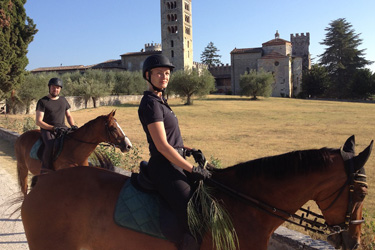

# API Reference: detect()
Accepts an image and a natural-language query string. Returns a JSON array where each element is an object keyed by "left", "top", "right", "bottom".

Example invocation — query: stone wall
[{"left": 13, "top": 95, "right": 143, "bottom": 115}]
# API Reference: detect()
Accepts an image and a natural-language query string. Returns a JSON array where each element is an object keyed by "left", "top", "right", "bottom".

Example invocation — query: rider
[
  {"left": 35, "top": 77, "right": 78, "bottom": 173},
  {"left": 138, "top": 54, "right": 211, "bottom": 250}
]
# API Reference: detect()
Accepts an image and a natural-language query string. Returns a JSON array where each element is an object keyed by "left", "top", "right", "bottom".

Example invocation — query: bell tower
[{"left": 160, "top": 0, "right": 193, "bottom": 71}]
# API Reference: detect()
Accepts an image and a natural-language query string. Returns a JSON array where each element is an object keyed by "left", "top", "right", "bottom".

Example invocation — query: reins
[
  {"left": 64, "top": 121, "right": 127, "bottom": 149},
  {"left": 206, "top": 157, "right": 367, "bottom": 236}
]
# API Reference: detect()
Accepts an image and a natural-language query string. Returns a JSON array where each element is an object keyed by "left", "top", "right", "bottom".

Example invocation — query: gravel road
[{"left": 0, "top": 138, "right": 29, "bottom": 249}]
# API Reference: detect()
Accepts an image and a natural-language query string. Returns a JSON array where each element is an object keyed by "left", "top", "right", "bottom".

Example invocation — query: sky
[{"left": 24, "top": 0, "right": 375, "bottom": 73}]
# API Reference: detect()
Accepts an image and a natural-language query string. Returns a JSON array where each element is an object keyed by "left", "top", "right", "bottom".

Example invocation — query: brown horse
[
  {"left": 20, "top": 135, "right": 372, "bottom": 250},
  {"left": 15, "top": 110, "right": 132, "bottom": 195}
]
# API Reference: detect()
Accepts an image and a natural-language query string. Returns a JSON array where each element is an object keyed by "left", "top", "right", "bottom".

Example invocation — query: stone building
[{"left": 230, "top": 31, "right": 310, "bottom": 97}]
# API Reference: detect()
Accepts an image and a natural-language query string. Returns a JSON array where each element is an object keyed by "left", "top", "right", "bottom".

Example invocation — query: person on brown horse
[
  {"left": 138, "top": 54, "right": 211, "bottom": 250},
  {"left": 35, "top": 77, "right": 78, "bottom": 174}
]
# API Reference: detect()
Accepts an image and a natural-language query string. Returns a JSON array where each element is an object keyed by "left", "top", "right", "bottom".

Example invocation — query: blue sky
[{"left": 25, "top": 0, "right": 375, "bottom": 72}]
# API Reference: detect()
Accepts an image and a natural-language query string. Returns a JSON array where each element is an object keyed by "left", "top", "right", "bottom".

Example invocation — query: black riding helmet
[
  {"left": 142, "top": 54, "right": 175, "bottom": 92},
  {"left": 48, "top": 78, "right": 63, "bottom": 88}
]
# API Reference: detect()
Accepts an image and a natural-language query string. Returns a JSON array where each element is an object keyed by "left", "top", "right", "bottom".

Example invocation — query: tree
[
  {"left": 112, "top": 71, "right": 146, "bottom": 95},
  {"left": 319, "top": 18, "right": 372, "bottom": 98},
  {"left": 239, "top": 69, "right": 273, "bottom": 99},
  {"left": 200, "top": 42, "right": 222, "bottom": 66},
  {"left": 168, "top": 68, "right": 215, "bottom": 105},
  {"left": 301, "top": 64, "right": 331, "bottom": 98},
  {"left": 0, "top": 0, "right": 37, "bottom": 99},
  {"left": 348, "top": 68, "right": 375, "bottom": 99}
]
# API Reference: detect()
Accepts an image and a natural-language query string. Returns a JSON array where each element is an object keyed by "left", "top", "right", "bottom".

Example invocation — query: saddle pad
[
  {"left": 29, "top": 137, "right": 65, "bottom": 161},
  {"left": 114, "top": 179, "right": 166, "bottom": 239},
  {"left": 30, "top": 138, "right": 42, "bottom": 160}
]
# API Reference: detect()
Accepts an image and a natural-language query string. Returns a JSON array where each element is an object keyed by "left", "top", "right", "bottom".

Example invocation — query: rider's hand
[
  {"left": 71, "top": 125, "right": 79, "bottom": 131},
  {"left": 191, "top": 149, "right": 207, "bottom": 167},
  {"left": 191, "top": 165, "right": 212, "bottom": 181},
  {"left": 53, "top": 127, "right": 64, "bottom": 137}
]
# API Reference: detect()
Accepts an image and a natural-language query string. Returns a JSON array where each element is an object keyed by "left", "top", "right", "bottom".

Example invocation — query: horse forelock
[{"left": 219, "top": 148, "right": 337, "bottom": 179}]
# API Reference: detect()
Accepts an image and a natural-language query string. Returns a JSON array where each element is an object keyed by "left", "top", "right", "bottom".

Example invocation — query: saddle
[
  {"left": 29, "top": 131, "right": 68, "bottom": 161},
  {"left": 114, "top": 161, "right": 182, "bottom": 242}
]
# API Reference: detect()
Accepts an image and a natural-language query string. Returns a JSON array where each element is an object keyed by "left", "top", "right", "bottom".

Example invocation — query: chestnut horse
[
  {"left": 21, "top": 136, "right": 372, "bottom": 250},
  {"left": 15, "top": 110, "right": 132, "bottom": 195}
]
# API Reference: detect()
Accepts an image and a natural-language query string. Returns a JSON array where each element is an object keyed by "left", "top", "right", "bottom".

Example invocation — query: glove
[
  {"left": 191, "top": 166, "right": 212, "bottom": 181},
  {"left": 71, "top": 125, "right": 79, "bottom": 131},
  {"left": 191, "top": 149, "right": 207, "bottom": 167},
  {"left": 53, "top": 126, "right": 65, "bottom": 137}
]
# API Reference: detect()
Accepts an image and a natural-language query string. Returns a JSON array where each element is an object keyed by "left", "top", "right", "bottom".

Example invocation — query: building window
[
  {"left": 274, "top": 61, "right": 279, "bottom": 66},
  {"left": 171, "top": 50, "right": 174, "bottom": 57},
  {"left": 171, "top": 40, "right": 174, "bottom": 47},
  {"left": 185, "top": 27, "right": 190, "bottom": 35},
  {"left": 167, "top": 2, "right": 177, "bottom": 9},
  {"left": 185, "top": 2, "right": 190, "bottom": 11},
  {"left": 185, "top": 14, "right": 190, "bottom": 23},
  {"left": 168, "top": 26, "right": 178, "bottom": 34}
]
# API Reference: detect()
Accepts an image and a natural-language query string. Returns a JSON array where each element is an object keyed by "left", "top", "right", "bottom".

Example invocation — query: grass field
[{"left": 2, "top": 95, "right": 374, "bottom": 246}]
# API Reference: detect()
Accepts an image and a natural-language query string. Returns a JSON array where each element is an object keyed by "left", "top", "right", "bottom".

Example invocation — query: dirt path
[{"left": 0, "top": 138, "right": 29, "bottom": 249}]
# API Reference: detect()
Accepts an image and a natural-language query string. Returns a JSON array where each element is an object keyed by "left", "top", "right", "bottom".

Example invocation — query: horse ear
[
  {"left": 108, "top": 110, "right": 116, "bottom": 119},
  {"left": 340, "top": 135, "right": 355, "bottom": 160},
  {"left": 353, "top": 140, "right": 373, "bottom": 171}
]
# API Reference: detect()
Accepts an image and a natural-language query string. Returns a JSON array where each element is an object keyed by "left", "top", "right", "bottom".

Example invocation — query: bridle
[{"left": 206, "top": 158, "right": 367, "bottom": 236}]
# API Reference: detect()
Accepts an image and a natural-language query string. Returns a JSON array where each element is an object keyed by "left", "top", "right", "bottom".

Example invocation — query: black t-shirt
[
  {"left": 138, "top": 91, "right": 184, "bottom": 157},
  {"left": 36, "top": 96, "right": 71, "bottom": 127}
]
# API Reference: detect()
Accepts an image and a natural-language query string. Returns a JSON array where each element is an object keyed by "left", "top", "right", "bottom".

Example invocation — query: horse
[
  {"left": 20, "top": 135, "right": 372, "bottom": 250},
  {"left": 15, "top": 110, "right": 132, "bottom": 195}
]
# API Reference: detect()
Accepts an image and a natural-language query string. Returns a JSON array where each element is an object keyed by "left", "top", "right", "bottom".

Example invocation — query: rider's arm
[
  {"left": 65, "top": 109, "right": 75, "bottom": 127},
  {"left": 35, "top": 110, "right": 54, "bottom": 131},
  {"left": 147, "top": 121, "right": 194, "bottom": 173}
]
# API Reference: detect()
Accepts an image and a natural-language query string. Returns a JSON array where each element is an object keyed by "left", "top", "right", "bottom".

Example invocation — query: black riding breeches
[
  {"left": 147, "top": 154, "right": 193, "bottom": 242},
  {"left": 40, "top": 129, "right": 55, "bottom": 170}
]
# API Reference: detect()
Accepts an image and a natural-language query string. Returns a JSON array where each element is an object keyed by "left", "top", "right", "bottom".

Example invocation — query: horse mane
[
  {"left": 215, "top": 148, "right": 338, "bottom": 179},
  {"left": 81, "top": 115, "right": 107, "bottom": 130}
]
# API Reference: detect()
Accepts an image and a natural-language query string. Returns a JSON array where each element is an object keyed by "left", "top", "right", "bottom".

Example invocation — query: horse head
[
  {"left": 105, "top": 110, "right": 132, "bottom": 152},
  {"left": 320, "top": 136, "right": 373, "bottom": 250}
]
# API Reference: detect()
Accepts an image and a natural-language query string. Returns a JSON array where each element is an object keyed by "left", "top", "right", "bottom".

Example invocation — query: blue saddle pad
[
  {"left": 30, "top": 138, "right": 42, "bottom": 160},
  {"left": 29, "top": 137, "right": 64, "bottom": 161},
  {"left": 114, "top": 179, "right": 166, "bottom": 239}
]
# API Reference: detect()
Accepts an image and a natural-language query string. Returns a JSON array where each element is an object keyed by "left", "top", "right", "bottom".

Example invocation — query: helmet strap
[{"left": 147, "top": 72, "right": 165, "bottom": 93}]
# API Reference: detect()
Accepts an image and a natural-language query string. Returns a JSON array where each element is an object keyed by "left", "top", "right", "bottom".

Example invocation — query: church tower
[{"left": 160, "top": 0, "right": 193, "bottom": 71}]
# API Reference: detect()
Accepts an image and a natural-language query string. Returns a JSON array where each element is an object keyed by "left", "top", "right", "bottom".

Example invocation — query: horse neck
[
  {"left": 77, "top": 118, "right": 108, "bottom": 144},
  {"left": 212, "top": 162, "right": 343, "bottom": 215}
]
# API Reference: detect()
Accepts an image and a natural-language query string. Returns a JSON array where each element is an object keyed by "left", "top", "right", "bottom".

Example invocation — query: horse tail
[{"left": 15, "top": 135, "right": 29, "bottom": 195}]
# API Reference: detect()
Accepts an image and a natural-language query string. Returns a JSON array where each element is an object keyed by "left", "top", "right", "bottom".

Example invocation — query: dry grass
[{"left": 1, "top": 95, "right": 374, "bottom": 245}]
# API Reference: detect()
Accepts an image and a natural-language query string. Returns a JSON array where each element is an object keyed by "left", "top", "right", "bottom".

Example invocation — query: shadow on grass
[{"left": 201, "top": 97, "right": 260, "bottom": 101}]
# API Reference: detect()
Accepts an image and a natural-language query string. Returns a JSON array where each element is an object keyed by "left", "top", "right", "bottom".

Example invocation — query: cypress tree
[{"left": 0, "top": 0, "right": 37, "bottom": 97}]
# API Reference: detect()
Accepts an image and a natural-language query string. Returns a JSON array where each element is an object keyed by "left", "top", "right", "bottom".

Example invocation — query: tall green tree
[
  {"left": 200, "top": 42, "right": 222, "bottom": 66},
  {"left": 301, "top": 64, "right": 331, "bottom": 98},
  {"left": 240, "top": 69, "right": 273, "bottom": 99},
  {"left": 319, "top": 18, "right": 372, "bottom": 98},
  {"left": 0, "top": 0, "right": 37, "bottom": 96},
  {"left": 168, "top": 69, "right": 215, "bottom": 105}
]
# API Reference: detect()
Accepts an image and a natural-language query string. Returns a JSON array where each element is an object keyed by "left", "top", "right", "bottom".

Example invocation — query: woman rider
[{"left": 138, "top": 54, "right": 211, "bottom": 249}]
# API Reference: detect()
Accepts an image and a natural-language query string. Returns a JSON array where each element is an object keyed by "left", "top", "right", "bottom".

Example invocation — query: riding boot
[{"left": 178, "top": 233, "right": 201, "bottom": 250}]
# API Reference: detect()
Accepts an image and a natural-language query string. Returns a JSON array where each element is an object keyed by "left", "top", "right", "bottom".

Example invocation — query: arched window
[{"left": 167, "top": 2, "right": 170, "bottom": 9}]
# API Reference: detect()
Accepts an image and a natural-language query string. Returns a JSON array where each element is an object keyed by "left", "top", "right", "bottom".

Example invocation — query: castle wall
[
  {"left": 231, "top": 52, "right": 262, "bottom": 94},
  {"left": 258, "top": 56, "right": 292, "bottom": 97}
]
